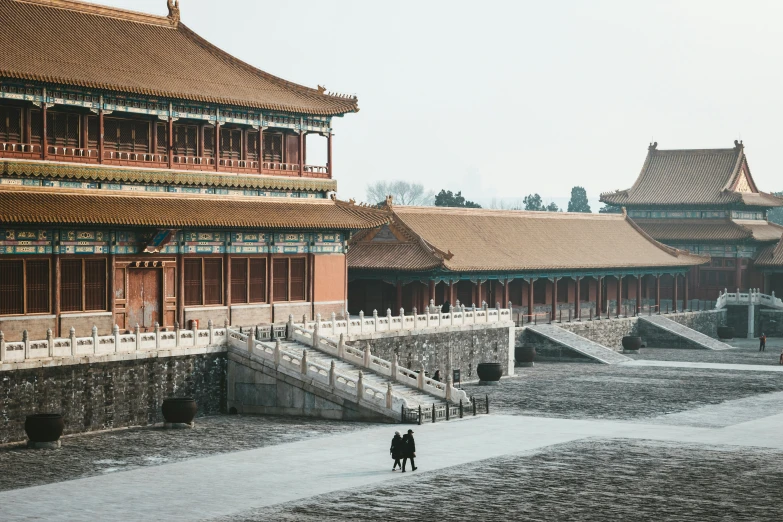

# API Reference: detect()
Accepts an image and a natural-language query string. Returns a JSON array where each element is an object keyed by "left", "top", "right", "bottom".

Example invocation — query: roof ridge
[
  {"left": 13, "top": 0, "right": 171, "bottom": 26},
  {"left": 394, "top": 206, "right": 625, "bottom": 219}
]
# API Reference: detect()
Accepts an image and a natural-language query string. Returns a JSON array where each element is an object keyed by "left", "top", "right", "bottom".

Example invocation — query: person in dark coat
[
  {"left": 401, "top": 429, "right": 417, "bottom": 472},
  {"left": 390, "top": 431, "right": 403, "bottom": 471},
  {"left": 759, "top": 332, "right": 767, "bottom": 352}
]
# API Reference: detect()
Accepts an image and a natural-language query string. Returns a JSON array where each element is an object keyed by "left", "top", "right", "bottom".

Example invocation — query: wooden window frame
[
  {"left": 183, "top": 256, "right": 224, "bottom": 307},
  {"left": 0, "top": 257, "right": 52, "bottom": 316},
  {"left": 230, "top": 257, "right": 268, "bottom": 304},
  {"left": 60, "top": 257, "right": 107, "bottom": 313},
  {"left": 272, "top": 255, "right": 308, "bottom": 303}
]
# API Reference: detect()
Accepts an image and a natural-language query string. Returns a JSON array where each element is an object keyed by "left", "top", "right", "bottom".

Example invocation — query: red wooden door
[{"left": 126, "top": 268, "right": 162, "bottom": 332}]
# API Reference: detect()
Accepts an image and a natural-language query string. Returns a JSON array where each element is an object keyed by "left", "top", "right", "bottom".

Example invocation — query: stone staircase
[
  {"left": 527, "top": 324, "right": 631, "bottom": 364},
  {"left": 639, "top": 316, "right": 732, "bottom": 351},
  {"left": 227, "top": 327, "right": 466, "bottom": 423}
]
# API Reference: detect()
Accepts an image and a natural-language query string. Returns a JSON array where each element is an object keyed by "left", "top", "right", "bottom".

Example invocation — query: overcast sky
[{"left": 104, "top": 0, "right": 783, "bottom": 210}]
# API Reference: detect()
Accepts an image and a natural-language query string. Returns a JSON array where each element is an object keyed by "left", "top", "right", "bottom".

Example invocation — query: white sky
[{"left": 102, "top": 0, "right": 783, "bottom": 209}]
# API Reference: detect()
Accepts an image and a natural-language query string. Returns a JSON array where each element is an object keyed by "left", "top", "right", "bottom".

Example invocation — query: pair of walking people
[{"left": 390, "top": 429, "right": 417, "bottom": 472}]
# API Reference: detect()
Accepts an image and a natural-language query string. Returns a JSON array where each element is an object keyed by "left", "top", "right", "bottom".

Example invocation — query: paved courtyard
[{"left": 3, "top": 344, "right": 783, "bottom": 521}]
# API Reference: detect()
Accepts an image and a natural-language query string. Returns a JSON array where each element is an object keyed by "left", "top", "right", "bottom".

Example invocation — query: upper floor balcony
[{"left": 0, "top": 100, "right": 332, "bottom": 179}]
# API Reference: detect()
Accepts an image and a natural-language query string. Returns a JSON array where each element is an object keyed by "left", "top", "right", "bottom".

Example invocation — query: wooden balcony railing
[{"left": 0, "top": 142, "right": 331, "bottom": 179}]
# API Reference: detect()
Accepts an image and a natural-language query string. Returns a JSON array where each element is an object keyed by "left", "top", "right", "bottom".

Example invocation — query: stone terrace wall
[
  {"left": 345, "top": 324, "right": 514, "bottom": 383},
  {"left": 0, "top": 353, "right": 227, "bottom": 444}
]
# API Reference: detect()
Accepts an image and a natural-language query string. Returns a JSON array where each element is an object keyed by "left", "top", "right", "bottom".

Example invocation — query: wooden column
[
  {"left": 396, "top": 281, "right": 403, "bottom": 311},
  {"left": 309, "top": 253, "right": 315, "bottom": 320},
  {"left": 53, "top": 252, "right": 61, "bottom": 336},
  {"left": 41, "top": 103, "right": 48, "bottom": 160},
  {"left": 327, "top": 133, "right": 333, "bottom": 178},
  {"left": 504, "top": 280, "right": 510, "bottom": 308},
  {"left": 108, "top": 254, "right": 115, "bottom": 327},
  {"left": 476, "top": 281, "right": 483, "bottom": 307},
  {"left": 448, "top": 280, "right": 455, "bottom": 306},
  {"left": 177, "top": 254, "right": 185, "bottom": 327},
  {"left": 268, "top": 254, "right": 274, "bottom": 323},
  {"left": 298, "top": 131, "right": 304, "bottom": 177},
  {"left": 551, "top": 278, "right": 558, "bottom": 321},
  {"left": 215, "top": 122, "right": 221, "bottom": 171},
  {"left": 575, "top": 276, "right": 581, "bottom": 319},
  {"left": 684, "top": 272, "right": 689, "bottom": 311},
  {"left": 735, "top": 257, "right": 743, "bottom": 291},
  {"left": 636, "top": 276, "right": 642, "bottom": 314},
  {"left": 224, "top": 252, "right": 231, "bottom": 325},
  {"left": 596, "top": 276, "right": 602, "bottom": 318},
  {"left": 81, "top": 114, "right": 89, "bottom": 150},
  {"left": 655, "top": 275, "right": 661, "bottom": 313},
  {"left": 24, "top": 107, "right": 32, "bottom": 144},
  {"left": 241, "top": 129, "right": 248, "bottom": 162},
  {"left": 673, "top": 274, "right": 679, "bottom": 312},
  {"left": 258, "top": 126, "right": 264, "bottom": 174},
  {"left": 527, "top": 278, "right": 535, "bottom": 323},
  {"left": 428, "top": 280, "right": 436, "bottom": 305},
  {"left": 167, "top": 117, "right": 173, "bottom": 169},
  {"left": 616, "top": 275, "right": 622, "bottom": 317}
]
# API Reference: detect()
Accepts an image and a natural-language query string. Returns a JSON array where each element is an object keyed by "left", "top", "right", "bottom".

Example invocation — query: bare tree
[{"left": 366, "top": 180, "right": 434, "bottom": 206}]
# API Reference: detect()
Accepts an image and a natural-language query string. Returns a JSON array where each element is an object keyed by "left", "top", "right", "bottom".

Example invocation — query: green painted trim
[{"left": 1, "top": 160, "right": 337, "bottom": 192}]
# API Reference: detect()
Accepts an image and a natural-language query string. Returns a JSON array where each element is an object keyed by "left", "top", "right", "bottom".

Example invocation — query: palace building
[
  {"left": 600, "top": 141, "right": 783, "bottom": 300},
  {"left": 0, "top": 0, "right": 387, "bottom": 340},
  {"left": 347, "top": 202, "right": 706, "bottom": 321}
]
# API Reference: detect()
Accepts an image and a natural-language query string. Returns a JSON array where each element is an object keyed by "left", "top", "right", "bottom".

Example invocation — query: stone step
[
  {"left": 527, "top": 324, "right": 632, "bottom": 364},
  {"left": 639, "top": 316, "right": 732, "bottom": 351}
]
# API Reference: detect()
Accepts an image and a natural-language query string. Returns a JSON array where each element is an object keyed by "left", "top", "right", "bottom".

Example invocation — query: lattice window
[
  {"left": 61, "top": 260, "right": 83, "bottom": 312},
  {"left": 203, "top": 126, "right": 215, "bottom": 158},
  {"left": 220, "top": 128, "right": 242, "bottom": 160},
  {"left": 87, "top": 116, "right": 98, "bottom": 149},
  {"left": 290, "top": 258, "right": 306, "bottom": 301},
  {"left": 0, "top": 105, "right": 22, "bottom": 143},
  {"left": 249, "top": 258, "right": 266, "bottom": 303},
  {"left": 247, "top": 131, "right": 259, "bottom": 161},
  {"left": 47, "top": 111, "right": 80, "bottom": 147},
  {"left": 263, "top": 133, "right": 283, "bottom": 162},
  {"left": 156, "top": 123, "right": 168, "bottom": 154},
  {"left": 30, "top": 109, "right": 42, "bottom": 145},
  {"left": 173, "top": 124, "right": 198, "bottom": 156},
  {"left": 84, "top": 259, "right": 106, "bottom": 311},
  {"left": 230, "top": 258, "right": 248, "bottom": 304},
  {"left": 184, "top": 259, "right": 202, "bottom": 306},
  {"left": 0, "top": 260, "right": 23, "bottom": 315},
  {"left": 104, "top": 118, "right": 150, "bottom": 153},
  {"left": 26, "top": 260, "right": 50, "bottom": 314},
  {"left": 203, "top": 259, "right": 223, "bottom": 305},
  {"left": 273, "top": 258, "right": 288, "bottom": 302}
]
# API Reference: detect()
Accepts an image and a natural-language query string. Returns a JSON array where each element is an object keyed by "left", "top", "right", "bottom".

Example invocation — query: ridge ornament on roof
[{"left": 166, "top": 0, "right": 179, "bottom": 26}]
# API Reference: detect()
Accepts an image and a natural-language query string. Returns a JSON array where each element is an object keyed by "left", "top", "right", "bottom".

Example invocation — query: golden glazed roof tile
[
  {"left": 348, "top": 205, "right": 706, "bottom": 272},
  {"left": 0, "top": 185, "right": 388, "bottom": 230},
  {"left": 0, "top": 0, "right": 358, "bottom": 115}
]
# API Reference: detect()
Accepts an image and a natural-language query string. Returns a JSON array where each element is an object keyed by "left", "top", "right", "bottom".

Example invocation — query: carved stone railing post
[
  {"left": 359, "top": 310, "right": 365, "bottom": 334},
  {"left": 316, "top": 313, "right": 322, "bottom": 327},
  {"left": 338, "top": 333, "right": 346, "bottom": 358},
  {"left": 113, "top": 324, "right": 120, "bottom": 353},
  {"left": 247, "top": 328, "right": 254, "bottom": 352},
  {"left": 175, "top": 321, "right": 181, "bottom": 347},
  {"left": 47, "top": 328, "right": 54, "bottom": 357},
  {"left": 154, "top": 322, "right": 161, "bottom": 350},
  {"left": 426, "top": 307, "right": 431, "bottom": 327},
  {"left": 398, "top": 308, "right": 404, "bottom": 330},
  {"left": 430, "top": 299, "right": 435, "bottom": 313},
  {"left": 134, "top": 324, "right": 141, "bottom": 351},
  {"left": 417, "top": 362, "right": 425, "bottom": 390},
  {"left": 208, "top": 319, "right": 214, "bottom": 345},
  {"left": 329, "top": 360, "right": 336, "bottom": 387},
  {"left": 274, "top": 338, "right": 282, "bottom": 366},
  {"left": 357, "top": 371, "right": 364, "bottom": 400},
  {"left": 363, "top": 345, "right": 371, "bottom": 367},
  {"left": 302, "top": 314, "right": 308, "bottom": 329},
  {"left": 300, "top": 349, "right": 308, "bottom": 375},
  {"left": 331, "top": 312, "right": 337, "bottom": 335},
  {"left": 69, "top": 327, "right": 76, "bottom": 356},
  {"left": 391, "top": 353, "right": 398, "bottom": 380},
  {"left": 91, "top": 326, "right": 98, "bottom": 353},
  {"left": 413, "top": 307, "right": 418, "bottom": 329},
  {"left": 287, "top": 314, "right": 294, "bottom": 340},
  {"left": 0, "top": 331, "right": 5, "bottom": 362},
  {"left": 446, "top": 372, "right": 453, "bottom": 402},
  {"left": 191, "top": 321, "right": 198, "bottom": 345},
  {"left": 386, "top": 382, "right": 393, "bottom": 409},
  {"left": 313, "top": 321, "right": 320, "bottom": 349},
  {"left": 385, "top": 308, "right": 391, "bottom": 331},
  {"left": 450, "top": 304, "right": 454, "bottom": 325},
  {"left": 373, "top": 309, "right": 379, "bottom": 332},
  {"left": 23, "top": 329, "right": 30, "bottom": 359}
]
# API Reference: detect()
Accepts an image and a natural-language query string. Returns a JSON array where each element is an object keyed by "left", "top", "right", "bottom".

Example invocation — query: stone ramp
[
  {"left": 639, "top": 316, "right": 732, "bottom": 351},
  {"left": 527, "top": 324, "right": 631, "bottom": 364}
]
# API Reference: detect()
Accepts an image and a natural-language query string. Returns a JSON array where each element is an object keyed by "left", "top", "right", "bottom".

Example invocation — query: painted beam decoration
[{"left": 1, "top": 81, "right": 333, "bottom": 134}]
